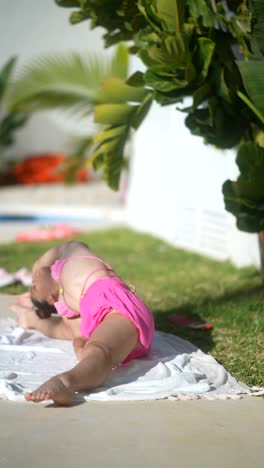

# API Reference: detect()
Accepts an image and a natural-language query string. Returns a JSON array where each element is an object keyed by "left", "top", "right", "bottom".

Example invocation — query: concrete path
[{"left": 0, "top": 295, "right": 263, "bottom": 468}]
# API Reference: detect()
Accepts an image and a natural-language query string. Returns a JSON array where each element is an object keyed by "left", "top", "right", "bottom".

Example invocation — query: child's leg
[
  {"left": 73, "top": 336, "right": 88, "bottom": 360},
  {"left": 25, "top": 312, "right": 139, "bottom": 405}
]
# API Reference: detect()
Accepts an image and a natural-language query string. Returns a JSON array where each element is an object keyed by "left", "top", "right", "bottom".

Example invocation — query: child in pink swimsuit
[
  {"left": 11, "top": 241, "right": 154, "bottom": 405},
  {"left": 50, "top": 255, "right": 154, "bottom": 363}
]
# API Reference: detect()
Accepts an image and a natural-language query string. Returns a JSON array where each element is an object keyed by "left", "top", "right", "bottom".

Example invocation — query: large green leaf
[
  {"left": 138, "top": 0, "right": 185, "bottom": 33},
  {"left": 91, "top": 123, "right": 130, "bottom": 190},
  {"left": 232, "top": 143, "right": 264, "bottom": 201},
  {"left": 144, "top": 69, "right": 188, "bottom": 93},
  {"left": 186, "top": 0, "right": 215, "bottom": 29},
  {"left": 92, "top": 79, "right": 152, "bottom": 188},
  {"left": 98, "top": 77, "right": 149, "bottom": 103},
  {"left": 0, "top": 58, "right": 29, "bottom": 150},
  {"left": 64, "top": 135, "right": 93, "bottom": 183},
  {"left": 0, "top": 112, "right": 28, "bottom": 148},
  {"left": 55, "top": 0, "right": 148, "bottom": 46},
  {"left": 94, "top": 125, "right": 127, "bottom": 144},
  {"left": 193, "top": 38, "right": 215, "bottom": 80},
  {"left": 251, "top": 0, "right": 264, "bottom": 55},
  {"left": 55, "top": 1, "right": 79, "bottom": 6},
  {"left": 187, "top": 0, "right": 251, "bottom": 50},
  {"left": 0, "top": 57, "right": 17, "bottom": 101},
  {"left": 237, "top": 91, "right": 264, "bottom": 125},
  {"left": 94, "top": 103, "right": 136, "bottom": 125},
  {"left": 223, "top": 143, "right": 264, "bottom": 232},
  {"left": 148, "top": 32, "right": 187, "bottom": 65},
  {"left": 192, "top": 83, "right": 211, "bottom": 109},
  {"left": 131, "top": 93, "right": 153, "bottom": 129},
  {"left": 103, "top": 135, "right": 128, "bottom": 190},
  {"left": 237, "top": 60, "right": 264, "bottom": 120},
  {"left": 126, "top": 71, "right": 145, "bottom": 87},
  {"left": 185, "top": 97, "right": 247, "bottom": 148},
  {"left": 110, "top": 43, "right": 129, "bottom": 81}
]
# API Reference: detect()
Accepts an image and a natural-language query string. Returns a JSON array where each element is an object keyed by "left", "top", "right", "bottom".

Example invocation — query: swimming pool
[{"left": 0, "top": 212, "right": 108, "bottom": 224}]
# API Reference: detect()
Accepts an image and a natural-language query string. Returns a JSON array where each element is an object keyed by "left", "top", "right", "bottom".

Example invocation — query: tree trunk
[{"left": 258, "top": 232, "right": 264, "bottom": 276}]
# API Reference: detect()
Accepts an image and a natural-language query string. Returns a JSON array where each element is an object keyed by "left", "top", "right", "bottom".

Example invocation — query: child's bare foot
[
  {"left": 73, "top": 336, "right": 88, "bottom": 360},
  {"left": 25, "top": 374, "right": 75, "bottom": 406}
]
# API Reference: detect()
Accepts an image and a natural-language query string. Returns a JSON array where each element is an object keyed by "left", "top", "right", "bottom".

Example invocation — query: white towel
[{"left": 0, "top": 317, "right": 263, "bottom": 402}]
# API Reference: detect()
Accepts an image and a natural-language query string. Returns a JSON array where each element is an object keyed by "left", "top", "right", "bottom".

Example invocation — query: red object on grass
[
  {"left": 13, "top": 153, "right": 89, "bottom": 184},
  {"left": 16, "top": 224, "right": 81, "bottom": 242},
  {"left": 168, "top": 314, "right": 213, "bottom": 330}
]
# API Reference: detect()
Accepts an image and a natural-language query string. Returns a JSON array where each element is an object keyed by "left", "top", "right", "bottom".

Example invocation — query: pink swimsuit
[{"left": 51, "top": 256, "right": 154, "bottom": 363}]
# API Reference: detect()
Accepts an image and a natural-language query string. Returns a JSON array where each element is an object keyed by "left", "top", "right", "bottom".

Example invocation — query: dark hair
[{"left": 31, "top": 297, "right": 58, "bottom": 319}]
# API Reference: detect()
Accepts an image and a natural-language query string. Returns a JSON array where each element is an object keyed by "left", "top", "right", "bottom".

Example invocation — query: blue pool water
[{"left": 0, "top": 213, "right": 106, "bottom": 224}]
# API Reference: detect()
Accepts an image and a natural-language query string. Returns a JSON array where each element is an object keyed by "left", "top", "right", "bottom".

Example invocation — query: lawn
[{"left": 1, "top": 227, "right": 263, "bottom": 387}]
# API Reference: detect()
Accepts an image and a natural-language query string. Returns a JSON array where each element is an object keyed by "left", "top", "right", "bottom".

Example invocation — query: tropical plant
[
  {"left": 223, "top": 143, "right": 264, "bottom": 233},
  {"left": 8, "top": 44, "right": 149, "bottom": 186},
  {"left": 55, "top": 0, "right": 264, "bottom": 238},
  {"left": 0, "top": 58, "right": 28, "bottom": 152},
  {"left": 9, "top": 45, "right": 129, "bottom": 118}
]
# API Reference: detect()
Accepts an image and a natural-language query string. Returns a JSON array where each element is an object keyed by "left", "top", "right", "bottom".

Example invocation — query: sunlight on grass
[{"left": 1, "top": 227, "right": 263, "bottom": 387}]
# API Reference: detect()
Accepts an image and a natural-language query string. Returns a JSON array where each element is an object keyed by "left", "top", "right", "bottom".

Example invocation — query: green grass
[{"left": 1, "top": 227, "right": 263, "bottom": 387}]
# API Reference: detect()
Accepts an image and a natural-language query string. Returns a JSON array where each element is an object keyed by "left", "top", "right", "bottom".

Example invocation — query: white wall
[
  {"left": 0, "top": 0, "right": 107, "bottom": 156},
  {"left": 126, "top": 102, "right": 260, "bottom": 268}
]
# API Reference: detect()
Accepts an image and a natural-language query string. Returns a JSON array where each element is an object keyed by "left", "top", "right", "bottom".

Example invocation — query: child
[{"left": 10, "top": 241, "right": 154, "bottom": 405}]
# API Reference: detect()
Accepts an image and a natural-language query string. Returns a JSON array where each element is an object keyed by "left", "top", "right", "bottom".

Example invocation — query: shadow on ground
[
  {"left": 153, "top": 281, "right": 264, "bottom": 354},
  {"left": 154, "top": 309, "right": 215, "bottom": 353}
]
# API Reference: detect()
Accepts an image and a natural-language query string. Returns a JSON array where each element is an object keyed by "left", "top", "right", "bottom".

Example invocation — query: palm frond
[
  {"left": 7, "top": 44, "right": 129, "bottom": 119},
  {"left": 0, "top": 57, "right": 17, "bottom": 101}
]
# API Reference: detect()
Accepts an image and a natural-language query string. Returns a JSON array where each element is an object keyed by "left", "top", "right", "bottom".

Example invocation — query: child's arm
[
  {"left": 10, "top": 301, "right": 74, "bottom": 340},
  {"left": 32, "top": 246, "right": 61, "bottom": 275},
  {"left": 32, "top": 241, "right": 89, "bottom": 274},
  {"left": 33, "top": 314, "right": 73, "bottom": 340}
]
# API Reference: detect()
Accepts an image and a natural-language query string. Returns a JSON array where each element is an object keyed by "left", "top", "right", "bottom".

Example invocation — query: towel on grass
[{"left": 0, "top": 317, "right": 263, "bottom": 402}]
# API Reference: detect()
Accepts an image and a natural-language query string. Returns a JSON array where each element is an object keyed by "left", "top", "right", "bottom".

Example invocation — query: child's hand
[
  {"left": 11, "top": 304, "right": 37, "bottom": 329},
  {"left": 14, "top": 291, "right": 33, "bottom": 308},
  {"left": 9, "top": 295, "right": 37, "bottom": 330}
]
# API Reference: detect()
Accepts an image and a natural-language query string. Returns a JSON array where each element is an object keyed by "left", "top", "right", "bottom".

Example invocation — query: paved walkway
[{"left": 0, "top": 295, "right": 263, "bottom": 468}]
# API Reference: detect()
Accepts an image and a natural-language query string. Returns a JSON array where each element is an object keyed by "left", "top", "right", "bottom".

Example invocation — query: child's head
[
  {"left": 31, "top": 266, "right": 58, "bottom": 319},
  {"left": 31, "top": 297, "right": 57, "bottom": 319}
]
